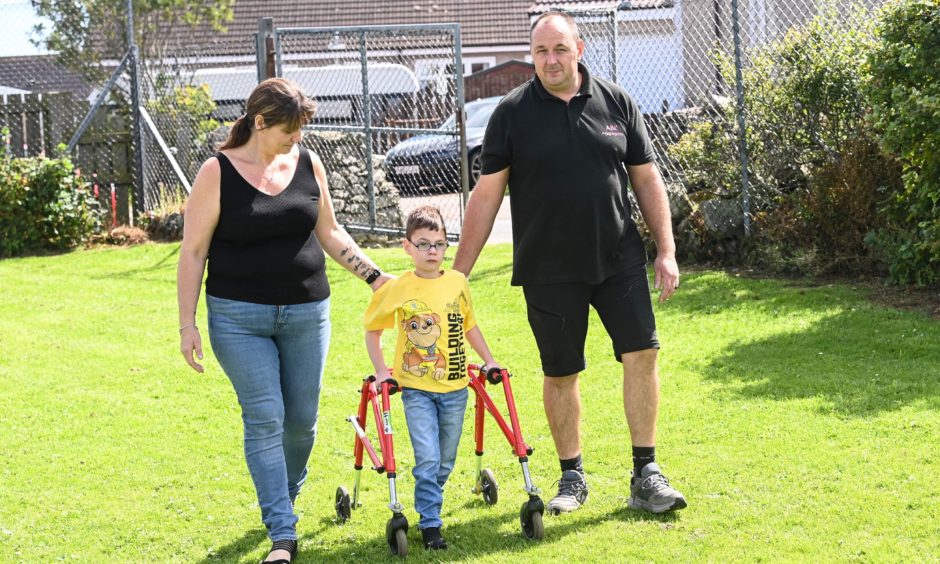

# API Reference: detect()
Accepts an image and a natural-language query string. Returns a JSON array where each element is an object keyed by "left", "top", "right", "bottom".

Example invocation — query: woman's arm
[
  {"left": 176, "top": 157, "right": 222, "bottom": 373},
  {"left": 310, "top": 153, "right": 392, "bottom": 291}
]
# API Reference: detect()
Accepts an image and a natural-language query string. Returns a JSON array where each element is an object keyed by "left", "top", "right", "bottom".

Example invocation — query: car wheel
[{"left": 469, "top": 149, "right": 483, "bottom": 189}]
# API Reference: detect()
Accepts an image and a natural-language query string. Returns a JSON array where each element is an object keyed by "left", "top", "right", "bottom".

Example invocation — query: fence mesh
[
  {"left": 568, "top": 0, "right": 886, "bottom": 260},
  {"left": 276, "top": 25, "right": 465, "bottom": 239},
  {"left": 0, "top": 0, "right": 137, "bottom": 225},
  {"left": 1, "top": 0, "right": 895, "bottom": 256}
]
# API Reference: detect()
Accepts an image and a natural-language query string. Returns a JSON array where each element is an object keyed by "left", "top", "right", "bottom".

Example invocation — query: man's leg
[
  {"left": 594, "top": 265, "right": 686, "bottom": 513},
  {"left": 543, "top": 373, "right": 581, "bottom": 459},
  {"left": 622, "top": 350, "right": 685, "bottom": 513},
  {"left": 543, "top": 373, "right": 590, "bottom": 514},
  {"left": 523, "top": 283, "right": 591, "bottom": 515},
  {"left": 622, "top": 349, "right": 658, "bottom": 447}
]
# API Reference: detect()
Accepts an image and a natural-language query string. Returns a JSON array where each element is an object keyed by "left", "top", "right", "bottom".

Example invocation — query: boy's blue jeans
[
  {"left": 206, "top": 294, "right": 330, "bottom": 541},
  {"left": 401, "top": 387, "right": 469, "bottom": 530}
]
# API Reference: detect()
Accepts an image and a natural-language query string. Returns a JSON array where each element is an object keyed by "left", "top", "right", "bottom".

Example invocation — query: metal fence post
[
  {"left": 455, "top": 25, "right": 469, "bottom": 210},
  {"left": 127, "top": 0, "right": 146, "bottom": 216},
  {"left": 731, "top": 0, "right": 751, "bottom": 238},
  {"left": 256, "top": 18, "right": 275, "bottom": 83},
  {"left": 358, "top": 31, "right": 376, "bottom": 230},
  {"left": 610, "top": 8, "right": 618, "bottom": 84}
]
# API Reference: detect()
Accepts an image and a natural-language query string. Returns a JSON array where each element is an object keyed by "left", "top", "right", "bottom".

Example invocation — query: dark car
[{"left": 383, "top": 96, "right": 500, "bottom": 194}]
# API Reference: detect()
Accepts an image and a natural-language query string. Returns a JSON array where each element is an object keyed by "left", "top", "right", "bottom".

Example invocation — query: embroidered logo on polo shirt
[{"left": 602, "top": 124, "right": 624, "bottom": 137}]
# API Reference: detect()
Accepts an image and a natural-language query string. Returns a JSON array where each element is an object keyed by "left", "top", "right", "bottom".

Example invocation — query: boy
[{"left": 364, "top": 205, "right": 500, "bottom": 550}]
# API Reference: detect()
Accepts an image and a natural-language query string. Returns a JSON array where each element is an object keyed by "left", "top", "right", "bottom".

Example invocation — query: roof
[
  {"left": 0, "top": 55, "right": 94, "bottom": 97},
  {"left": 527, "top": 0, "right": 674, "bottom": 13},
  {"left": 171, "top": 0, "right": 534, "bottom": 55}
]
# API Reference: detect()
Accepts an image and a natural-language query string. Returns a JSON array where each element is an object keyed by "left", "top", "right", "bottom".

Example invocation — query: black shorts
[{"left": 523, "top": 263, "right": 659, "bottom": 376}]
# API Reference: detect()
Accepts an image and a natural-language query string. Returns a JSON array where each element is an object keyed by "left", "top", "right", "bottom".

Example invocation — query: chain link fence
[
  {"left": 2, "top": 0, "right": 896, "bottom": 258},
  {"left": 568, "top": 0, "right": 887, "bottom": 261},
  {"left": 0, "top": 0, "right": 137, "bottom": 226},
  {"left": 275, "top": 24, "right": 466, "bottom": 240}
]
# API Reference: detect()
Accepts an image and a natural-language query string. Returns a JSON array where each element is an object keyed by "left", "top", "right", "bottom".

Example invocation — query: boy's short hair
[{"left": 405, "top": 205, "right": 447, "bottom": 239}]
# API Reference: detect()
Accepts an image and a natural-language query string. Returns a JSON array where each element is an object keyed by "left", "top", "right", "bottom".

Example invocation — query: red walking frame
[{"left": 334, "top": 365, "right": 545, "bottom": 557}]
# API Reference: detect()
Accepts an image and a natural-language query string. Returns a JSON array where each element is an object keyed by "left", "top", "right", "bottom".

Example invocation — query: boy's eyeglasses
[{"left": 409, "top": 240, "right": 449, "bottom": 252}]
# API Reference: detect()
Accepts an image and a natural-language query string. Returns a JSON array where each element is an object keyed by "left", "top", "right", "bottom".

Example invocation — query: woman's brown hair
[{"left": 217, "top": 77, "right": 317, "bottom": 150}]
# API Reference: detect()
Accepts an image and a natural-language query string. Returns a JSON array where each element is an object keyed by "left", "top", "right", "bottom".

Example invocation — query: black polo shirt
[{"left": 480, "top": 63, "right": 655, "bottom": 286}]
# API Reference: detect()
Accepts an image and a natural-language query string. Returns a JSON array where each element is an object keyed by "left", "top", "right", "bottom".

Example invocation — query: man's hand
[{"left": 653, "top": 253, "right": 680, "bottom": 303}]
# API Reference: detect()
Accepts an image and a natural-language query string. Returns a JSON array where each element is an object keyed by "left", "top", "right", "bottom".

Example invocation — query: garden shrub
[
  {"left": 673, "top": 3, "right": 901, "bottom": 275},
  {"left": 0, "top": 141, "right": 104, "bottom": 257},
  {"left": 865, "top": 0, "right": 940, "bottom": 286}
]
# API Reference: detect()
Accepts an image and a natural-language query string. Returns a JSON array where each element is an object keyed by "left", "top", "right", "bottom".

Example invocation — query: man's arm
[
  {"left": 627, "top": 162, "right": 679, "bottom": 303},
  {"left": 452, "top": 167, "right": 510, "bottom": 276}
]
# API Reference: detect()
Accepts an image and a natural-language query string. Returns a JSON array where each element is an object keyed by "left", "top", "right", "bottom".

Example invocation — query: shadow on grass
[
  {"left": 294, "top": 497, "right": 678, "bottom": 562},
  {"left": 682, "top": 272, "right": 940, "bottom": 416},
  {"left": 94, "top": 244, "right": 180, "bottom": 280},
  {"left": 196, "top": 528, "right": 268, "bottom": 563}
]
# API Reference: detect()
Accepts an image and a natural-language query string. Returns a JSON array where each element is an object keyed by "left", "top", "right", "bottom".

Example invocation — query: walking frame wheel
[
  {"left": 479, "top": 468, "right": 498, "bottom": 505},
  {"left": 335, "top": 486, "right": 352, "bottom": 523},
  {"left": 519, "top": 496, "right": 545, "bottom": 540},
  {"left": 386, "top": 513, "right": 409, "bottom": 557}
]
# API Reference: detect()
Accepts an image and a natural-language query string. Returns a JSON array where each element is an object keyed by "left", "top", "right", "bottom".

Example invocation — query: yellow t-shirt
[{"left": 364, "top": 270, "right": 477, "bottom": 393}]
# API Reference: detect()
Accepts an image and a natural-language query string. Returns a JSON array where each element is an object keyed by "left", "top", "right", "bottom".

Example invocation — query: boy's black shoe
[{"left": 421, "top": 527, "right": 448, "bottom": 550}]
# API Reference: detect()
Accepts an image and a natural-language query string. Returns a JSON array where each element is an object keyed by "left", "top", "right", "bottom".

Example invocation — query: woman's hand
[
  {"left": 370, "top": 272, "right": 395, "bottom": 292},
  {"left": 180, "top": 325, "right": 205, "bottom": 373}
]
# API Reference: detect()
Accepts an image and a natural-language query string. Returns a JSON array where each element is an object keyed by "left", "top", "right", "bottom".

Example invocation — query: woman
[{"left": 177, "top": 77, "right": 389, "bottom": 563}]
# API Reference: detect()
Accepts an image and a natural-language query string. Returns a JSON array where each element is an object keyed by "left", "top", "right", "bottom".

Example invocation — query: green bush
[
  {"left": 684, "top": 3, "right": 902, "bottom": 275},
  {"left": 865, "top": 0, "right": 940, "bottom": 286},
  {"left": 0, "top": 144, "right": 105, "bottom": 257}
]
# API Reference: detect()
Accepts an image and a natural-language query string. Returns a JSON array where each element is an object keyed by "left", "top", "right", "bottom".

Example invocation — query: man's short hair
[
  {"left": 530, "top": 11, "right": 581, "bottom": 41},
  {"left": 405, "top": 205, "right": 447, "bottom": 239}
]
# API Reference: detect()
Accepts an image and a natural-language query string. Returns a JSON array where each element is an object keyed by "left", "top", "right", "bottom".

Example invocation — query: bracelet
[
  {"left": 364, "top": 269, "right": 381, "bottom": 285},
  {"left": 179, "top": 323, "right": 198, "bottom": 334}
]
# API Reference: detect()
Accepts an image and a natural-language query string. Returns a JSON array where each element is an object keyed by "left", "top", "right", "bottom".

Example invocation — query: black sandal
[{"left": 261, "top": 539, "right": 297, "bottom": 564}]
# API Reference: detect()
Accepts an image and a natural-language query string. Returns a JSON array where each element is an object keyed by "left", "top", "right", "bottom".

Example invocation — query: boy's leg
[
  {"left": 435, "top": 387, "right": 469, "bottom": 487},
  {"left": 402, "top": 389, "right": 444, "bottom": 530}
]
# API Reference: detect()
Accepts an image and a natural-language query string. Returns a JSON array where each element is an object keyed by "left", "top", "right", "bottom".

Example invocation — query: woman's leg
[
  {"left": 207, "top": 295, "right": 296, "bottom": 541},
  {"left": 274, "top": 297, "right": 331, "bottom": 503}
]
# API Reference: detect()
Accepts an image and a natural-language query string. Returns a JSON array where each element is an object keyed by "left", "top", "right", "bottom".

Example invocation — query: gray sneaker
[
  {"left": 546, "top": 469, "right": 589, "bottom": 515},
  {"left": 628, "top": 462, "right": 687, "bottom": 513}
]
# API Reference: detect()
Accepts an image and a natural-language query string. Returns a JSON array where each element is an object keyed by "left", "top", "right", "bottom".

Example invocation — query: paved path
[{"left": 399, "top": 193, "right": 512, "bottom": 245}]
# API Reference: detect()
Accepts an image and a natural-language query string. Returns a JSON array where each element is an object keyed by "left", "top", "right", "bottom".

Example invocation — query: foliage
[
  {"left": 147, "top": 82, "right": 220, "bottom": 148},
  {"left": 138, "top": 183, "right": 186, "bottom": 241},
  {"left": 0, "top": 147, "right": 105, "bottom": 257},
  {"left": 667, "top": 105, "right": 739, "bottom": 200},
  {"left": 31, "top": 0, "right": 235, "bottom": 80},
  {"left": 864, "top": 0, "right": 940, "bottom": 286},
  {"left": 677, "top": 3, "right": 902, "bottom": 275}
]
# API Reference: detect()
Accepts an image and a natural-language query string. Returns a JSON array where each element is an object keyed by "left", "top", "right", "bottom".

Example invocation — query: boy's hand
[{"left": 374, "top": 367, "right": 392, "bottom": 383}]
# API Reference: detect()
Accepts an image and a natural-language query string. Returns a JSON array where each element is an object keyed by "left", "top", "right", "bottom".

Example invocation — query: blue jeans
[
  {"left": 206, "top": 294, "right": 330, "bottom": 541},
  {"left": 401, "top": 387, "right": 468, "bottom": 530}
]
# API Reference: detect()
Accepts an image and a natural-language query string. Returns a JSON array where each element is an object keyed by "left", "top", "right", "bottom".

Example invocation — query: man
[{"left": 453, "top": 11, "right": 686, "bottom": 515}]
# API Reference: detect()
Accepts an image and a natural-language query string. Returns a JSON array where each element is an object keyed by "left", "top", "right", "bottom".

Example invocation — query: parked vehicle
[{"left": 383, "top": 96, "right": 500, "bottom": 195}]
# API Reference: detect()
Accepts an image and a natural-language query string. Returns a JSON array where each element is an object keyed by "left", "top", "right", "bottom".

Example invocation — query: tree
[{"left": 31, "top": 0, "right": 235, "bottom": 80}]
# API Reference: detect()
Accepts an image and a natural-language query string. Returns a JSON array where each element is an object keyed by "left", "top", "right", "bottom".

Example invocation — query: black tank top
[{"left": 206, "top": 146, "right": 330, "bottom": 305}]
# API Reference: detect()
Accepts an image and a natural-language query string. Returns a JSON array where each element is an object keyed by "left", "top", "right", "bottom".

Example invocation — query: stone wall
[{"left": 304, "top": 130, "right": 404, "bottom": 246}]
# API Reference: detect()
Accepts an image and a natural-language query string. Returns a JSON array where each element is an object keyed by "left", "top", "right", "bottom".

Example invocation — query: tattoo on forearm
[{"left": 339, "top": 245, "right": 375, "bottom": 278}]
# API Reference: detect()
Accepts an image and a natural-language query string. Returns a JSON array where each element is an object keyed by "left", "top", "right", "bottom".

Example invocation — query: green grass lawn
[{"left": 1, "top": 243, "right": 938, "bottom": 562}]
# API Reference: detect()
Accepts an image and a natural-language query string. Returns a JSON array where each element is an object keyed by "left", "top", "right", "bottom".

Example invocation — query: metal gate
[{"left": 274, "top": 24, "right": 468, "bottom": 239}]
